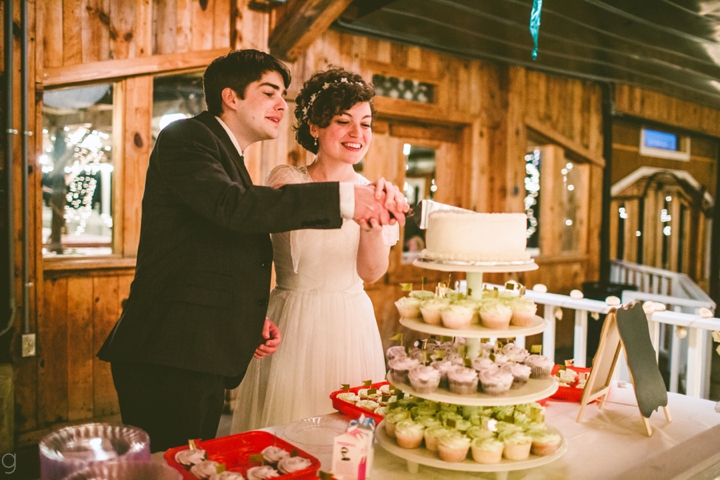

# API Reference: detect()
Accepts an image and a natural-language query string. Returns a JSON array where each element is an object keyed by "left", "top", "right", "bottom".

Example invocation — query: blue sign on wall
[{"left": 644, "top": 129, "right": 678, "bottom": 151}]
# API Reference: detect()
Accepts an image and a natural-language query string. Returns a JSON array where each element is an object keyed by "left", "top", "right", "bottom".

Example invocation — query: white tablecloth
[{"left": 157, "top": 382, "right": 720, "bottom": 479}]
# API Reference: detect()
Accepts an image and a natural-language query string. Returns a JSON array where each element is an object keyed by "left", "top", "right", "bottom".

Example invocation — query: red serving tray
[
  {"left": 550, "top": 364, "right": 591, "bottom": 402},
  {"left": 329, "top": 381, "right": 390, "bottom": 424},
  {"left": 164, "top": 430, "right": 321, "bottom": 480}
]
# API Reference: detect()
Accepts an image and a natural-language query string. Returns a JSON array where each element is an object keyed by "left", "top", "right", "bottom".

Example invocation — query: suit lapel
[{"left": 194, "top": 111, "right": 254, "bottom": 186}]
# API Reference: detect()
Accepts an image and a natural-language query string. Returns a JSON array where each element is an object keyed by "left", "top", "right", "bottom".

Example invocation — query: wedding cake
[{"left": 422, "top": 211, "right": 530, "bottom": 262}]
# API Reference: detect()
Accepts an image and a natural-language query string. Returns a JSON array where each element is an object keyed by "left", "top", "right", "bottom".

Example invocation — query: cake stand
[{"left": 378, "top": 257, "right": 564, "bottom": 479}]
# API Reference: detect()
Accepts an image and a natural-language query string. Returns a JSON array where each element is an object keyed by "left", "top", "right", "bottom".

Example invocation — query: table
[{"left": 156, "top": 382, "right": 720, "bottom": 479}]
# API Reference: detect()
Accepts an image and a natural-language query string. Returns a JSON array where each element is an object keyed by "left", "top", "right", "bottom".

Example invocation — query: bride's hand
[{"left": 253, "top": 318, "right": 281, "bottom": 358}]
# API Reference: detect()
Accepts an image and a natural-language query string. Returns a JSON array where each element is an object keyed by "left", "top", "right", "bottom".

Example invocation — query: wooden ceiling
[{"left": 318, "top": 0, "right": 720, "bottom": 110}]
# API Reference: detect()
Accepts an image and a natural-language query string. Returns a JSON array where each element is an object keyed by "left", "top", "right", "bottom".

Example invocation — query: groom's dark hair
[{"left": 203, "top": 49, "right": 292, "bottom": 116}]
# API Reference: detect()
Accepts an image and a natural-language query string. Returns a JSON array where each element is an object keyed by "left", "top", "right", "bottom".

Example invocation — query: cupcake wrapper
[{"left": 530, "top": 365, "right": 552, "bottom": 379}]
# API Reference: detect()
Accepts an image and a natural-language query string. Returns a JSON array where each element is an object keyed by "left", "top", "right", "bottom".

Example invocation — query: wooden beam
[
  {"left": 42, "top": 48, "right": 230, "bottom": 87},
  {"left": 269, "top": 0, "right": 354, "bottom": 62},
  {"left": 526, "top": 117, "right": 606, "bottom": 168}
]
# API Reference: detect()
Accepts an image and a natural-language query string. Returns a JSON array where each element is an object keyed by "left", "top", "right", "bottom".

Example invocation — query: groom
[{"left": 98, "top": 49, "right": 407, "bottom": 452}]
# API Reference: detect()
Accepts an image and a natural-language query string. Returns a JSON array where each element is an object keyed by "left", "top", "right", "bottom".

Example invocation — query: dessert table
[{"left": 154, "top": 382, "right": 720, "bottom": 479}]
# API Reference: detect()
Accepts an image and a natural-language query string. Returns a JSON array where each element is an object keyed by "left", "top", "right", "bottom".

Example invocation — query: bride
[{"left": 231, "top": 67, "right": 400, "bottom": 432}]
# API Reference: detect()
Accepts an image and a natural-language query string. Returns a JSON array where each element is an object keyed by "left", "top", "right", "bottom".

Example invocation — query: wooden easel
[{"left": 576, "top": 305, "right": 671, "bottom": 436}]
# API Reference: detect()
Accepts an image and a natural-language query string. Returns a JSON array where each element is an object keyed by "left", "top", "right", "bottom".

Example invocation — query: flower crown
[{"left": 300, "top": 77, "right": 365, "bottom": 122}]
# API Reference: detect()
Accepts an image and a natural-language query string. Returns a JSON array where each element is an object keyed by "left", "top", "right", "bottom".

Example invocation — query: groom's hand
[
  {"left": 253, "top": 318, "right": 281, "bottom": 359},
  {"left": 353, "top": 185, "right": 394, "bottom": 230}
]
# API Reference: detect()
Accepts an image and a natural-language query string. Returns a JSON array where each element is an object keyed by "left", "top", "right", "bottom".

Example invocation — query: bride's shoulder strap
[{"left": 266, "top": 164, "right": 308, "bottom": 187}]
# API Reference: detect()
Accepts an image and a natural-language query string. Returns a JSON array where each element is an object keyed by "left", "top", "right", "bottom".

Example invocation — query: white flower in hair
[
  {"left": 340, "top": 78, "right": 348, "bottom": 83},
  {"left": 322, "top": 82, "right": 330, "bottom": 89}
]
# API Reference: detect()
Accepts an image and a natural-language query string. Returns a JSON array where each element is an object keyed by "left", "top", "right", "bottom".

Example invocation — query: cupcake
[
  {"left": 245, "top": 466, "right": 279, "bottom": 480},
  {"left": 175, "top": 448, "right": 206, "bottom": 466},
  {"left": 415, "top": 415, "right": 442, "bottom": 429},
  {"left": 510, "top": 296, "right": 538, "bottom": 326},
  {"left": 423, "top": 426, "right": 452, "bottom": 452},
  {"left": 190, "top": 460, "right": 220, "bottom": 479},
  {"left": 209, "top": 472, "right": 245, "bottom": 480},
  {"left": 465, "top": 426, "right": 496, "bottom": 441},
  {"left": 410, "top": 290, "right": 436, "bottom": 301},
  {"left": 261, "top": 446, "right": 289, "bottom": 466},
  {"left": 388, "top": 356, "right": 420, "bottom": 384},
  {"left": 385, "top": 345, "right": 407, "bottom": 363},
  {"left": 478, "top": 366, "right": 514, "bottom": 395},
  {"left": 500, "top": 431, "right": 532, "bottom": 460},
  {"left": 447, "top": 367, "right": 479, "bottom": 395},
  {"left": 431, "top": 359, "right": 455, "bottom": 388},
  {"left": 277, "top": 456, "right": 312, "bottom": 474},
  {"left": 441, "top": 304, "right": 474, "bottom": 329},
  {"left": 420, "top": 298, "right": 447, "bottom": 325},
  {"left": 384, "top": 410, "right": 411, "bottom": 438},
  {"left": 356, "top": 400, "right": 380, "bottom": 411},
  {"left": 394, "top": 419, "right": 425, "bottom": 449},
  {"left": 501, "top": 343, "right": 530, "bottom": 363},
  {"left": 395, "top": 296, "right": 422, "bottom": 318},
  {"left": 411, "top": 402, "right": 440, "bottom": 418},
  {"left": 471, "top": 437, "right": 504, "bottom": 464},
  {"left": 471, "top": 357, "right": 495, "bottom": 374},
  {"left": 501, "top": 363, "right": 532, "bottom": 389},
  {"left": 529, "top": 429, "right": 562, "bottom": 456},
  {"left": 336, "top": 392, "right": 359, "bottom": 404},
  {"left": 524, "top": 354, "right": 554, "bottom": 379},
  {"left": 437, "top": 432, "right": 471, "bottom": 463},
  {"left": 408, "top": 365, "right": 442, "bottom": 393},
  {"left": 479, "top": 299, "right": 513, "bottom": 329}
]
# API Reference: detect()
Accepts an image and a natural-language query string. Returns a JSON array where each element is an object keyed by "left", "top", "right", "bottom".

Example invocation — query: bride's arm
[{"left": 357, "top": 223, "right": 391, "bottom": 283}]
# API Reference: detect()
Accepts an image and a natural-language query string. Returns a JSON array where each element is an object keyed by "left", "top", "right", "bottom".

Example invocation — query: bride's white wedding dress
[{"left": 230, "top": 165, "right": 396, "bottom": 433}]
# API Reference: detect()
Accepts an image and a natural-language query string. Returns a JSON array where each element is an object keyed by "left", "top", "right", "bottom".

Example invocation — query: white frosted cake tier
[
  {"left": 422, "top": 212, "right": 531, "bottom": 263},
  {"left": 376, "top": 421, "right": 567, "bottom": 473},
  {"left": 387, "top": 372, "right": 557, "bottom": 406},
  {"left": 399, "top": 315, "right": 546, "bottom": 339}
]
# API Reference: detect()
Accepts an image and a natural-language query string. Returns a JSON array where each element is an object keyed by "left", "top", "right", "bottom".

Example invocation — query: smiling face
[
  {"left": 311, "top": 102, "right": 372, "bottom": 165},
  {"left": 220, "top": 70, "right": 287, "bottom": 150}
]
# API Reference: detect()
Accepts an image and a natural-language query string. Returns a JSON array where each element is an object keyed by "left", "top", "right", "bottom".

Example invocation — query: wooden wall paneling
[
  {"left": 154, "top": 0, "right": 178, "bottom": 55},
  {"left": 624, "top": 199, "right": 638, "bottom": 263},
  {"left": 505, "top": 66, "right": 526, "bottom": 214},
  {"left": 62, "top": 0, "right": 83, "bottom": 66},
  {"left": 66, "top": 277, "right": 94, "bottom": 421},
  {"left": 213, "top": 0, "right": 231, "bottom": 49},
  {"left": 609, "top": 199, "right": 619, "bottom": 261},
  {"left": 575, "top": 162, "right": 591, "bottom": 256},
  {"left": 669, "top": 191, "right": 681, "bottom": 272},
  {"left": 93, "top": 276, "right": 121, "bottom": 417},
  {"left": 464, "top": 120, "right": 485, "bottom": 212},
  {"left": 235, "top": 2, "right": 268, "bottom": 51},
  {"left": 110, "top": 0, "right": 137, "bottom": 60},
  {"left": 586, "top": 164, "right": 602, "bottom": 281},
  {"left": 136, "top": 0, "right": 153, "bottom": 57},
  {"left": 176, "top": 0, "right": 192, "bottom": 53},
  {"left": 406, "top": 45, "right": 422, "bottom": 71},
  {"left": 643, "top": 187, "right": 658, "bottom": 268},
  {"left": 538, "top": 145, "right": 562, "bottom": 257},
  {"left": 122, "top": 76, "right": 153, "bottom": 256},
  {"left": 82, "top": 0, "right": 110, "bottom": 63},
  {"left": 190, "top": 0, "right": 214, "bottom": 51},
  {"left": 38, "top": 278, "right": 69, "bottom": 426}
]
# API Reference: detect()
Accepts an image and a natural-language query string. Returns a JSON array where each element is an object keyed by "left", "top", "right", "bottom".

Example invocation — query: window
[
  {"left": 640, "top": 127, "right": 690, "bottom": 161},
  {"left": 152, "top": 71, "right": 206, "bottom": 145},
  {"left": 41, "top": 84, "right": 115, "bottom": 256},
  {"left": 402, "top": 144, "right": 436, "bottom": 264},
  {"left": 372, "top": 74, "right": 435, "bottom": 104}
]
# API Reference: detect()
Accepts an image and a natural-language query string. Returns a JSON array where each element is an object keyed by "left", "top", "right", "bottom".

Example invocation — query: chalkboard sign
[{"left": 577, "top": 302, "right": 671, "bottom": 435}]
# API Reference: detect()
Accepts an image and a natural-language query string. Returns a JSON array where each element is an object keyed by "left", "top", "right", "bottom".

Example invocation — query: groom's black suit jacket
[{"left": 98, "top": 112, "right": 342, "bottom": 388}]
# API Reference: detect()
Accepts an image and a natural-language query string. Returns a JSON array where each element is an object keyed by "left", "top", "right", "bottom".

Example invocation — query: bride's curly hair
[{"left": 294, "top": 67, "right": 376, "bottom": 154}]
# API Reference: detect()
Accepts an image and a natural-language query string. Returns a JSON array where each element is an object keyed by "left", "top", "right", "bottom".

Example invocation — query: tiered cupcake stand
[{"left": 376, "top": 259, "right": 567, "bottom": 479}]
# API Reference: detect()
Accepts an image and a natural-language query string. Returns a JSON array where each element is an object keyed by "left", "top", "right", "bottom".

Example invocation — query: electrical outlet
[{"left": 22, "top": 333, "right": 36, "bottom": 357}]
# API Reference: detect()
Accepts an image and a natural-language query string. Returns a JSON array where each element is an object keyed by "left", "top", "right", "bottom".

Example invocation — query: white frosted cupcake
[
  {"left": 471, "top": 437, "right": 504, "bottom": 464},
  {"left": 510, "top": 296, "right": 538, "bottom": 326},
  {"left": 478, "top": 365, "right": 514, "bottom": 395},
  {"left": 500, "top": 431, "right": 532, "bottom": 460},
  {"left": 437, "top": 432, "right": 471, "bottom": 463},
  {"left": 454, "top": 299, "right": 480, "bottom": 325},
  {"left": 356, "top": 399, "right": 380, "bottom": 411},
  {"left": 190, "top": 461, "right": 220, "bottom": 479},
  {"left": 424, "top": 425, "right": 452, "bottom": 452},
  {"left": 430, "top": 359, "right": 455, "bottom": 389},
  {"left": 394, "top": 419, "right": 425, "bottom": 448},
  {"left": 408, "top": 365, "right": 441, "bottom": 393},
  {"left": 501, "top": 343, "right": 530, "bottom": 363},
  {"left": 420, "top": 298, "right": 448, "bottom": 325},
  {"left": 529, "top": 429, "right": 562, "bottom": 456},
  {"left": 277, "top": 456, "right": 312, "bottom": 474},
  {"left": 524, "top": 354, "right": 554, "bottom": 379},
  {"left": 261, "top": 446, "right": 289, "bottom": 466},
  {"left": 441, "top": 304, "right": 474, "bottom": 329},
  {"left": 175, "top": 448, "right": 206, "bottom": 466},
  {"left": 447, "top": 366, "right": 479, "bottom": 395},
  {"left": 480, "top": 299, "right": 513, "bottom": 329},
  {"left": 246, "top": 466, "right": 279, "bottom": 480},
  {"left": 410, "top": 290, "right": 436, "bottom": 301},
  {"left": 471, "top": 357, "right": 495, "bottom": 374},
  {"left": 388, "top": 356, "right": 420, "bottom": 384},
  {"left": 336, "top": 392, "right": 359, "bottom": 403},
  {"left": 385, "top": 345, "right": 407, "bottom": 363},
  {"left": 501, "top": 363, "right": 532, "bottom": 389},
  {"left": 384, "top": 410, "right": 411, "bottom": 438},
  {"left": 209, "top": 472, "right": 245, "bottom": 480},
  {"left": 395, "top": 296, "right": 422, "bottom": 318}
]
